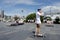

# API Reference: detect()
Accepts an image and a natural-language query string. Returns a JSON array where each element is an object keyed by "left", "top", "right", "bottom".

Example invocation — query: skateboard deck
[{"left": 32, "top": 31, "right": 46, "bottom": 37}]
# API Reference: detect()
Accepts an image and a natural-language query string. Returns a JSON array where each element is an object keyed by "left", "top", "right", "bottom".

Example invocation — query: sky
[{"left": 0, "top": 0, "right": 60, "bottom": 16}]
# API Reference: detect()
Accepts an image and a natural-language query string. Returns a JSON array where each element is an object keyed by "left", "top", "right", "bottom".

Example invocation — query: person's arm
[
  {"left": 37, "top": 12, "right": 44, "bottom": 16},
  {"left": 42, "top": 12, "right": 44, "bottom": 16}
]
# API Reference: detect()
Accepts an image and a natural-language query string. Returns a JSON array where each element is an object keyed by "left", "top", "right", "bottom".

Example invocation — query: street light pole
[{"left": 50, "top": 7, "right": 52, "bottom": 16}]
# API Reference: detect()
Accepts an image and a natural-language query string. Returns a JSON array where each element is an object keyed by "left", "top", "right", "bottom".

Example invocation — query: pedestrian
[{"left": 35, "top": 9, "right": 44, "bottom": 36}]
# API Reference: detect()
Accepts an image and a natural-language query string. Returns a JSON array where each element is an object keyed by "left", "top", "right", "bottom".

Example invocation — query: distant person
[
  {"left": 35, "top": 9, "right": 44, "bottom": 36},
  {"left": 16, "top": 19, "right": 19, "bottom": 23},
  {"left": 16, "top": 20, "right": 18, "bottom": 23}
]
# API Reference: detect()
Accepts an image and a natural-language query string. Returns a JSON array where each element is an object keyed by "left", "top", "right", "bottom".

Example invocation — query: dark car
[{"left": 53, "top": 17, "right": 60, "bottom": 24}]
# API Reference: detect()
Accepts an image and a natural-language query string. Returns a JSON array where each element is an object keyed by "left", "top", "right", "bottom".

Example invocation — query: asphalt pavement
[{"left": 0, "top": 22, "right": 60, "bottom": 40}]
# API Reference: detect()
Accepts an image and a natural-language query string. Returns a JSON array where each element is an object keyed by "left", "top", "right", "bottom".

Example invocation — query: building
[
  {"left": 1, "top": 10, "right": 4, "bottom": 18},
  {"left": 0, "top": 10, "right": 4, "bottom": 21},
  {"left": 0, "top": 10, "right": 4, "bottom": 18},
  {"left": 51, "top": 14, "right": 60, "bottom": 20}
]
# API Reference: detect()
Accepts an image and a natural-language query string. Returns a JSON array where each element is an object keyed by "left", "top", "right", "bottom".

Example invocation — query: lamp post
[
  {"left": 50, "top": 7, "right": 52, "bottom": 16},
  {"left": 21, "top": 10, "right": 24, "bottom": 20}
]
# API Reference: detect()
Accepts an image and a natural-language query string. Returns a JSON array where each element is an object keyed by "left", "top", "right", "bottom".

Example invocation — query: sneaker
[{"left": 37, "top": 34, "right": 43, "bottom": 37}]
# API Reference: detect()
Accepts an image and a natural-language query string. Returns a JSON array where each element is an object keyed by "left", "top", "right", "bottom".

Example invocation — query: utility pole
[{"left": 50, "top": 7, "right": 52, "bottom": 16}]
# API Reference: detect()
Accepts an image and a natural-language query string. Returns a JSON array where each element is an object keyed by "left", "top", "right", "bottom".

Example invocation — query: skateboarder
[{"left": 35, "top": 9, "right": 44, "bottom": 36}]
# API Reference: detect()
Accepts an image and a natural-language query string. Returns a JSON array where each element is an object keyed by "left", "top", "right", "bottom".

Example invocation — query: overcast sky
[{"left": 0, "top": 0, "right": 60, "bottom": 16}]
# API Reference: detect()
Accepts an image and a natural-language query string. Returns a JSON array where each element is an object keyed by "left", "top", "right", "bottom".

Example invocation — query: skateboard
[{"left": 32, "top": 31, "right": 45, "bottom": 37}]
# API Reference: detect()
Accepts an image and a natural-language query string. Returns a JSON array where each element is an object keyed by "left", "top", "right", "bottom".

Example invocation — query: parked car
[
  {"left": 10, "top": 20, "right": 24, "bottom": 26},
  {"left": 53, "top": 16, "right": 60, "bottom": 24},
  {"left": 18, "top": 20, "right": 24, "bottom": 25},
  {"left": 43, "top": 19, "right": 47, "bottom": 23},
  {"left": 28, "top": 20, "right": 34, "bottom": 23},
  {"left": 10, "top": 23, "right": 18, "bottom": 26}
]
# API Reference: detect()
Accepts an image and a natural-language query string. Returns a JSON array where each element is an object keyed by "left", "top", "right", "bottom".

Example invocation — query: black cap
[{"left": 37, "top": 9, "right": 41, "bottom": 11}]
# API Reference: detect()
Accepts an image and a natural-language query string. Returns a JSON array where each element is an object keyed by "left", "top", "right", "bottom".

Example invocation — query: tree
[
  {"left": 26, "top": 13, "right": 44, "bottom": 22},
  {"left": 26, "top": 13, "right": 36, "bottom": 22},
  {"left": 40, "top": 16, "right": 44, "bottom": 22},
  {"left": 14, "top": 16, "right": 20, "bottom": 21}
]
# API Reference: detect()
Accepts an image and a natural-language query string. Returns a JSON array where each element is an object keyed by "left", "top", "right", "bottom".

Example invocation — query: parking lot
[{"left": 0, "top": 22, "right": 60, "bottom": 40}]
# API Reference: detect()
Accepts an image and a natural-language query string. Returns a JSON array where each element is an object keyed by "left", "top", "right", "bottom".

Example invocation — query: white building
[{"left": 51, "top": 14, "right": 60, "bottom": 20}]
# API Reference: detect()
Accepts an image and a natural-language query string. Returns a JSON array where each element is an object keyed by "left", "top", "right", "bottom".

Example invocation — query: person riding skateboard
[{"left": 35, "top": 9, "right": 44, "bottom": 36}]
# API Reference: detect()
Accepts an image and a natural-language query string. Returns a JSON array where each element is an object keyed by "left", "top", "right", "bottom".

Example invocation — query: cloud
[
  {"left": 52, "top": 2, "right": 60, "bottom": 6},
  {"left": 42, "top": 6, "right": 60, "bottom": 15},
  {"left": 1, "top": 0, "right": 43, "bottom": 6},
  {"left": 0, "top": 0, "right": 43, "bottom": 10},
  {"left": 42, "top": 2, "right": 60, "bottom": 12}
]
